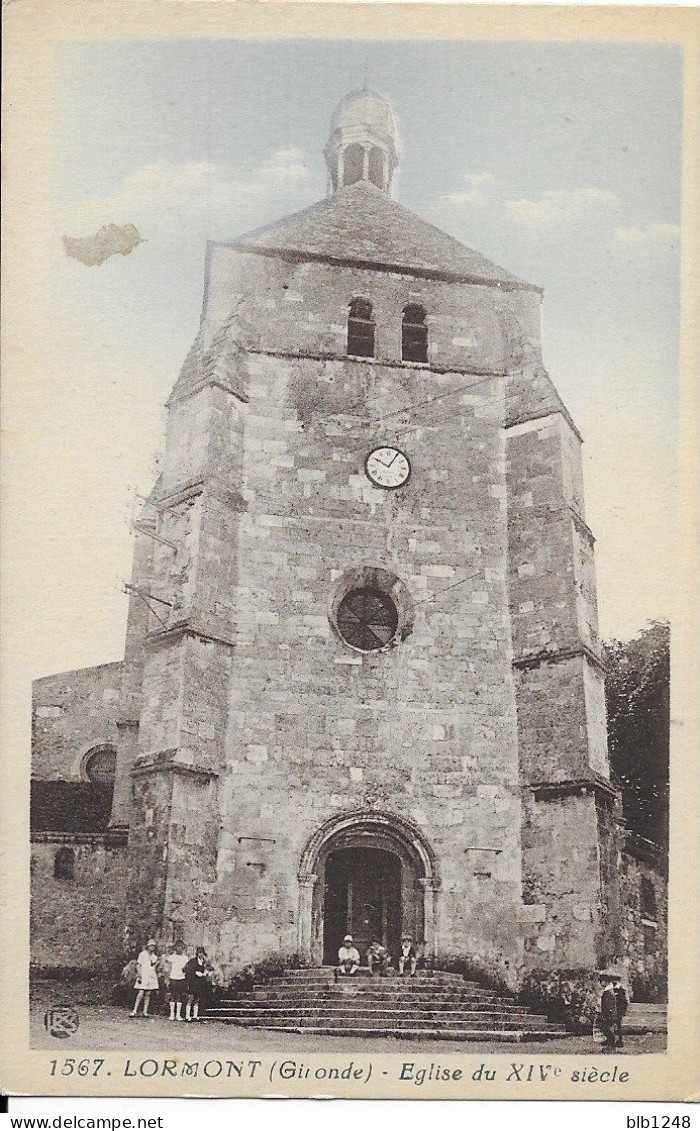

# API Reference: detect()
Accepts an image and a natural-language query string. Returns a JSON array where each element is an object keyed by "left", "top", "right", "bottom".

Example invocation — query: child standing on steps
[
  {"left": 397, "top": 935, "right": 417, "bottom": 977},
  {"left": 166, "top": 940, "right": 189, "bottom": 1021}
]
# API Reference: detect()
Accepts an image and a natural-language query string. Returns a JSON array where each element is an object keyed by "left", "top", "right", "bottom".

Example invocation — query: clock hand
[{"left": 373, "top": 451, "right": 401, "bottom": 468}]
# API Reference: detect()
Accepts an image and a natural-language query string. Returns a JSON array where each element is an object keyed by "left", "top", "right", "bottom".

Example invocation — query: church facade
[{"left": 32, "top": 90, "right": 645, "bottom": 984}]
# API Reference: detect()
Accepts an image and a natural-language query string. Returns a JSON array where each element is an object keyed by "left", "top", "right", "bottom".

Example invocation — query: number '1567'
[{"left": 49, "top": 1058, "right": 106, "bottom": 1076}]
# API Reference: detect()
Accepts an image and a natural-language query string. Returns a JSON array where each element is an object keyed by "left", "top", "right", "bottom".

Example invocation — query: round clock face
[{"left": 365, "top": 446, "right": 411, "bottom": 490}]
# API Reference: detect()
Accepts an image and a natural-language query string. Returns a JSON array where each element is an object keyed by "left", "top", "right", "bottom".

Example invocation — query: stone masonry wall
[
  {"left": 203, "top": 246, "right": 542, "bottom": 373},
  {"left": 133, "top": 241, "right": 532, "bottom": 973},
  {"left": 521, "top": 789, "right": 603, "bottom": 968},
  {"left": 30, "top": 836, "right": 128, "bottom": 972},
  {"left": 126, "top": 763, "right": 176, "bottom": 940},
  {"left": 111, "top": 519, "right": 154, "bottom": 826},
  {"left": 120, "top": 239, "right": 610, "bottom": 979},
  {"left": 505, "top": 384, "right": 614, "bottom": 970},
  {"left": 32, "top": 663, "right": 123, "bottom": 782},
  {"left": 620, "top": 840, "right": 668, "bottom": 1001}
]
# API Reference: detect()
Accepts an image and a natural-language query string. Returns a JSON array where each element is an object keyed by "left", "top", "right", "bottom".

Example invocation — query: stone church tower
[{"left": 105, "top": 89, "right": 621, "bottom": 978}]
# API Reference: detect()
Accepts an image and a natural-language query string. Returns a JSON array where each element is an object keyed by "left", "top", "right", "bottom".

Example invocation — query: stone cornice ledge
[
  {"left": 131, "top": 750, "right": 218, "bottom": 780},
  {"left": 145, "top": 623, "right": 236, "bottom": 649},
  {"left": 31, "top": 830, "right": 128, "bottom": 847},
  {"left": 167, "top": 375, "right": 248, "bottom": 408},
  {"left": 513, "top": 643, "right": 605, "bottom": 673},
  {"left": 621, "top": 829, "right": 667, "bottom": 873},
  {"left": 152, "top": 480, "right": 206, "bottom": 509},
  {"left": 222, "top": 240, "right": 544, "bottom": 294},
  {"left": 529, "top": 775, "right": 620, "bottom": 803},
  {"left": 505, "top": 406, "right": 583, "bottom": 445}
]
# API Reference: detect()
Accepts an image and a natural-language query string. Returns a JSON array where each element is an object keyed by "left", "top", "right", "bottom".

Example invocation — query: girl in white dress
[{"left": 129, "top": 939, "right": 159, "bottom": 1018}]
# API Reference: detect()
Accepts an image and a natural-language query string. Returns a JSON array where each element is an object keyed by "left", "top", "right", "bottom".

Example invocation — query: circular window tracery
[
  {"left": 83, "top": 746, "right": 116, "bottom": 790},
  {"left": 336, "top": 586, "right": 399, "bottom": 652}
]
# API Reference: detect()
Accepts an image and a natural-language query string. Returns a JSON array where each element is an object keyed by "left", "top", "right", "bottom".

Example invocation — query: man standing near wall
[
  {"left": 598, "top": 972, "right": 618, "bottom": 1051},
  {"left": 613, "top": 974, "right": 628, "bottom": 1048}
]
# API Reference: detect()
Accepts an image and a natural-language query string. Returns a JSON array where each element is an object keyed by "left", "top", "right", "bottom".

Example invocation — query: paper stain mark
[{"left": 62, "top": 223, "right": 145, "bottom": 266}]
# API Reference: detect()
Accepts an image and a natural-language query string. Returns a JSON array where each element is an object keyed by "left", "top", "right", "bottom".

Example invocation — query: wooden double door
[{"left": 322, "top": 847, "right": 401, "bottom": 965}]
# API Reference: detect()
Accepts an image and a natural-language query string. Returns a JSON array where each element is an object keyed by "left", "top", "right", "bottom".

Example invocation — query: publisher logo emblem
[{"left": 44, "top": 1005, "right": 80, "bottom": 1039}]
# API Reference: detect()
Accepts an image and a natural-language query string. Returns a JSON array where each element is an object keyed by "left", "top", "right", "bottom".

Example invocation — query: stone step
[
  {"left": 214, "top": 1023, "right": 560, "bottom": 1042},
  {"left": 209, "top": 1001, "right": 558, "bottom": 1020},
  {"left": 268, "top": 972, "right": 470, "bottom": 981},
  {"left": 209, "top": 1009, "right": 558, "bottom": 1028},
  {"left": 218, "top": 1018, "right": 560, "bottom": 1032},
  {"left": 269, "top": 968, "right": 468, "bottom": 978},
  {"left": 235, "top": 989, "right": 499, "bottom": 1004},
  {"left": 205, "top": 966, "right": 567, "bottom": 1042},
  {"left": 264, "top": 977, "right": 477, "bottom": 986},
  {"left": 625, "top": 1004, "right": 667, "bottom": 1034},
  {"left": 230, "top": 997, "right": 506, "bottom": 1011},
  {"left": 264, "top": 977, "right": 474, "bottom": 989}
]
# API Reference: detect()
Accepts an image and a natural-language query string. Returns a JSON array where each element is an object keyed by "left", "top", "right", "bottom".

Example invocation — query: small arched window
[
  {"left": 368, "top": 147, "right": 385, "bottom": 190},
  {"left": 402, "top": 304, "right": 428, "bottom": 363},
  {"left": 54, "top": 846, "right": 75, "bottom": 881},
  {"left": 347, "top": 299, "right": 375, "bottom": 358},
  {"left": 343, "top": 144, "right": 364, "bottom": 187}
]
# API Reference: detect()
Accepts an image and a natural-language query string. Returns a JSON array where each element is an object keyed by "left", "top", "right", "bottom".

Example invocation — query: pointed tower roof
[{"left": 225, "top": 180, "right": 538, "bottom": 291}]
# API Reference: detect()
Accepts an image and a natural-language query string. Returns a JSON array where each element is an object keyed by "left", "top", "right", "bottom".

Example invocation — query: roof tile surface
[{"left": 230, "top": 181, "right": 536, "bottom": 290}]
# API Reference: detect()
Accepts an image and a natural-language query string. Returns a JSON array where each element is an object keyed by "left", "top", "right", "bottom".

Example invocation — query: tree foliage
[{"left": 603, "top": 620, "right": 670, "bottom": 850}]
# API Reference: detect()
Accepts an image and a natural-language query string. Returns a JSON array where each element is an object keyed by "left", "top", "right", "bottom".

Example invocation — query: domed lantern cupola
[{"left": 325, "top": 88, "right": 399, "bottom": 196}]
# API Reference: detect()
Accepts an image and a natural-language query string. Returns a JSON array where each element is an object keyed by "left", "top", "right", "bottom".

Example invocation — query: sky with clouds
[{"left": 26, "top": 38, "right": 681, "bottom": 682}]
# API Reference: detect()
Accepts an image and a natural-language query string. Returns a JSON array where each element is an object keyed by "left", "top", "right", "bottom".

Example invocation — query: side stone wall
[
  {"left": 521, "top": 787, "right": 603, "bottom": 968},
  {"left": 32, "top": 663, "right": 123, "bottom": 782},
  {"left": 620, "top": 836, "right": 668, "bottom": 1002},
  {"left": 30, "top": 834, "right": 128, "bottom": 972},
  {"left": 505, "top": 393, "right": 617, "bottom": 970}
]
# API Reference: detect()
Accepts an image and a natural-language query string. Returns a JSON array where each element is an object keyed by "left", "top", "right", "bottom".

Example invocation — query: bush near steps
[{"left": 518, "top": 969, "right": 602, "bottom": 1034}]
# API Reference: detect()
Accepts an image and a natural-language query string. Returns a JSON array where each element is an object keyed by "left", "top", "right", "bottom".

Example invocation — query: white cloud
[
  {"left": 442, "top": 189, "right": 486, "bottom": 206},
  {"left": 439, "top": 171, "right": 679, "bottom": 267},
  {"left": 505, "top": 186, "right": 621, "bottom": 230},
  {"left": 441, "top": 173, "right": 625, "bottom": 241},
  {"left": 257, "top": 148, "right": 310, "bottom": 183},
  {"left": 465, "top": 172, "right": 495, "bottom": 188},
  {"left": 66, "top": 150, "right": 312, "bottom": 233},
  {"left": 614, "top": 222, "right": 680, "bottom": 247},
  {"left": 100, "top": 161, "right": 219, "bottom": 214},
  {"left": 441, "top": 171, "right": 495, "bottom": 207}
]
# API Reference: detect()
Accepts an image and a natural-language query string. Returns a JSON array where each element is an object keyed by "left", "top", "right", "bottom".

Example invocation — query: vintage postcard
[{"left": 1, "top": 0, "right": 698, "bottom": 1102}]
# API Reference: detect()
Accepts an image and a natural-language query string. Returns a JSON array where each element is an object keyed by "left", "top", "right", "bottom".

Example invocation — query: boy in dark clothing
[
  {"left": 397, "top": 935, "right": 417, "bottom": 976},
  {"left": 598, "top": 973, "right": 618, "bottom": 1051}
]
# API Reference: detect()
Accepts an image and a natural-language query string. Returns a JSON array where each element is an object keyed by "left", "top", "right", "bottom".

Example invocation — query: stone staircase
[
  {"left": 205, "top": 967, "right": 566, "bottom": 1041},
  {"left": 625, "top": 1003, "right": 667, "bottom": 1035}
]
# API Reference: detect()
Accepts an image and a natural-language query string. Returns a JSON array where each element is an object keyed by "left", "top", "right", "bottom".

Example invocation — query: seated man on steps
[
  {"left": 366, "top": 941, "right": 390, "bottom": 977},
  {"left": 397, "top": 935, "right": 417, "bottom": 977},
  {"left": 337, "top": 934, "right": 360, "bottom": 977}
]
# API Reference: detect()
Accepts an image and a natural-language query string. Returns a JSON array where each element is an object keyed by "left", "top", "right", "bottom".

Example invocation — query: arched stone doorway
[{"left": 297, "top": 812, "right": 440, "bottom": 966}]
